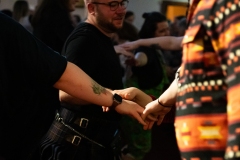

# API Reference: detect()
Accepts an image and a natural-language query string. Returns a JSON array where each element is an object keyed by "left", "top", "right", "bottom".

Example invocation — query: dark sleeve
[
  {"left": 62, "top": 34, "right": 98, "bottom": 77},
  {"left": 1, "top": 13, "right": 67, "bottom": 86}
]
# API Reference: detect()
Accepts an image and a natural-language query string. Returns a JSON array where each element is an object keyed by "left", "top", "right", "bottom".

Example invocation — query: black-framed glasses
[{"left": 92, "top": 0, "right": 129, "bottom": 11}]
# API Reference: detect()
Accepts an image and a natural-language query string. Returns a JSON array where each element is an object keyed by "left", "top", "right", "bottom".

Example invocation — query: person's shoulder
[
  {"left": 72, "top": 22, "right": 89, "bottom": 33},
  {"left": 0, "top": 12, "right": 26, "bottom": 36},
  {"left": 70, "top": 22, "right": 101, "bottom": 40},
  {"left": 0, "top": 12, "right": 14, "bottom": 27},
  {"left": 75, "top": 22, "right": 99, "bottom": 33}
]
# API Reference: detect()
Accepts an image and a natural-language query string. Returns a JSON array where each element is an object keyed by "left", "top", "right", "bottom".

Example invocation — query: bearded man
[{"left": 39, "top": 0, "right": 132, "bottom": 160}]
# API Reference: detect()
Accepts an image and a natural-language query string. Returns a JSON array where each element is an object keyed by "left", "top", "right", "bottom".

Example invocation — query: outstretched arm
[
  {"left": 114, "top": 45, "right": 134, "bottom": 58},
  {"left": 54, "top": 62, "right": 146, "bottom": 125},
  {"left": 120, "top": 36, "right": 183, "bottom": 51}
]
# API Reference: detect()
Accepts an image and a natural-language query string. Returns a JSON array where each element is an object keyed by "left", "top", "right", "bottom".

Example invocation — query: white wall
[
  {"left": 0, "top": 0, "right": 38, "bottom": 11},
  {"left": 127, "top": 0, "right": 160, "bottom": 30},
  {"left": 129, "top": 0, "right": 187, "bottom": 30},
  {"left": 0, "top": 0, "right": 187, "bottom": 29}
]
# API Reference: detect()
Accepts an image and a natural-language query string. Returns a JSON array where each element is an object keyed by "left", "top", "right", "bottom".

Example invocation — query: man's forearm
[
  {"left": 59, "top": 90, "right": 90, "bottom": 105},
  {"left": 54, "top": 62, "right": 114, "bottom": 107}
]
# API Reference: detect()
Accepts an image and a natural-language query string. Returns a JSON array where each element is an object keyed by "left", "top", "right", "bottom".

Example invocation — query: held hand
[
  {"left": 115, "top": 99, "right": 146, "bottom": 125},
  {"left": 102, "top": 87, "right": 151, "bottom": 115},
  {"left": 114, "top": 87, "right": 152, "bottom": 107},
  {"left": 114, "top": 45, "right": 134, "bottom": 58},
  {"left": 142, "top": 100, "right": 172, "bottom": 130},
  {"left": 119, "top": 41, "right": 140, "bottom": 52},
  {"left": 113, "top": 88, "right": 157, "bottom": 122}
]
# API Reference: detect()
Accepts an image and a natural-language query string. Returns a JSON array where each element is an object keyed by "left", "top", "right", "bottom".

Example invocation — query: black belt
[
  {"left": 54, "top": 107, "right": 119, "bottom": 148},
  {"left": 55, "top": 112, "right": 106, "bottom": 147}
]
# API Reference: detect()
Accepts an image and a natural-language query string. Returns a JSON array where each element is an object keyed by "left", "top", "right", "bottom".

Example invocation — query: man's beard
[{"left": 96, "top": 9, "right": 123, "bottom": 33}]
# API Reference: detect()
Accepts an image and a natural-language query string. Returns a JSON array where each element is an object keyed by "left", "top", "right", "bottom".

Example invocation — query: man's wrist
[{"left": 111, "top": 93, "right": 122, "bottom": 109}]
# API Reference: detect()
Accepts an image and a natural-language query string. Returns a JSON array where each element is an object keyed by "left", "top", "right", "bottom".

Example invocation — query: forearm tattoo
[
  {"left": 91, "top": 80, "right": 107, "bottom": 95},
  {"left": 150, "top": 43, "right": 161, "bottom": 50}
]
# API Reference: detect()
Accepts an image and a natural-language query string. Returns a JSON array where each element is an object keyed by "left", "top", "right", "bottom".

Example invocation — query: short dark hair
[{"left": 139, "top": 12, "right": 167, "bottom": 39}]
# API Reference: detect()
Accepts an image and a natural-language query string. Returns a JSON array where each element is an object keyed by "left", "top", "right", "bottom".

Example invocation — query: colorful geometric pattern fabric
[{"left": 176, "top": 0, "right": 240, "bottom": 159}]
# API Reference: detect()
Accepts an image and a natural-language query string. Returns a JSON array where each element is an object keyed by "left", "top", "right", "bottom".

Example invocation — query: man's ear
[{"left": 87, "top": 3, "right": 95, "bottom": 15}]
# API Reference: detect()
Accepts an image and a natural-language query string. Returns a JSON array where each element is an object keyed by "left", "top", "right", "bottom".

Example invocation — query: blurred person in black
[
  {"left": 0, "top": 12, "right": 147, "bottom": 160},
  {"left": 38, "top": 0, "right": 145, "bottom": 160},
  {"left": 31, "top": 0, "right": 77, "bottom": 53}
]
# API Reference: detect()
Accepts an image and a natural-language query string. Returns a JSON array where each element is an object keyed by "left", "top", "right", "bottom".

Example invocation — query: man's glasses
[{"left": 92, "top": 0, "right": 129, "bottom": 11}]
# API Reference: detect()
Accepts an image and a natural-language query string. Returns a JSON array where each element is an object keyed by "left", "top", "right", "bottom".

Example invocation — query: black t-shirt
[
  {"left": 132, "top": 47, "right": 164, "bottom": 89},
  {"left": 0, "top": 12, "right": 67, "bottom": 159},
  {"left": 62, "top": 22, "right": 123, "bottom": 120}
]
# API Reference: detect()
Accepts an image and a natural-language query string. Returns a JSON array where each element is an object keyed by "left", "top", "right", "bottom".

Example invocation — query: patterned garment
[{"left": 176, "top": 0, "right": 240, "bottom": 159}]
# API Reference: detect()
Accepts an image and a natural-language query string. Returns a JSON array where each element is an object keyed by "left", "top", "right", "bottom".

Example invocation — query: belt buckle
[
  {"left": 55, "top": 113, "right": 63, "bottom": 123},
  {"left": 79, "top": 118, "right": 88, "bottom": 128},
  {"left": 72, "top": 135, "right": 81, "bottom": 146}
]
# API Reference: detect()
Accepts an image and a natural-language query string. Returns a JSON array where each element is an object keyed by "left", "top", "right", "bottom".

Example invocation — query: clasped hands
[{"left": 103, "top": 87, "right": 172, "bottom": 130}]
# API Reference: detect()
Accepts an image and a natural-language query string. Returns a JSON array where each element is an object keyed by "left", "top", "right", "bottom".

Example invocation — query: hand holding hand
[
  {"left": 102, "top": 88, "right": 157, "bottom": 124},
  {"left": 114, "top": 45, "right": 134, "bottom": 58},
  {"left": 114, "top": 87, "right": 157, "bottom": 122},
  {"left": 119, "top": 40, "right": 140, "bottom": 52},
  {"left": 115, "top": 99, "right": 146, "bottom": 125},
  {"left": 142, "top": 100, "right": 172, "bottom": 130},
  {"left": 114, "top": 87, "right": 153, "bottom": 107}
]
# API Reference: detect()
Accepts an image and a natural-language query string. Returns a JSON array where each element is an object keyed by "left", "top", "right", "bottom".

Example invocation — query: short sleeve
[
  {"left": 1, "top": 14, "right": 67, "bottom": 86},
  {"left": 62, "top": 33, "right": 98, "bottom": 77}
]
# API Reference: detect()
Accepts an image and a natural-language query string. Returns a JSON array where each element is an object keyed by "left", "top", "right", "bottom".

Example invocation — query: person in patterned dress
[{"left": 117, "top": 0, "right": 240, "bottom": 159}]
